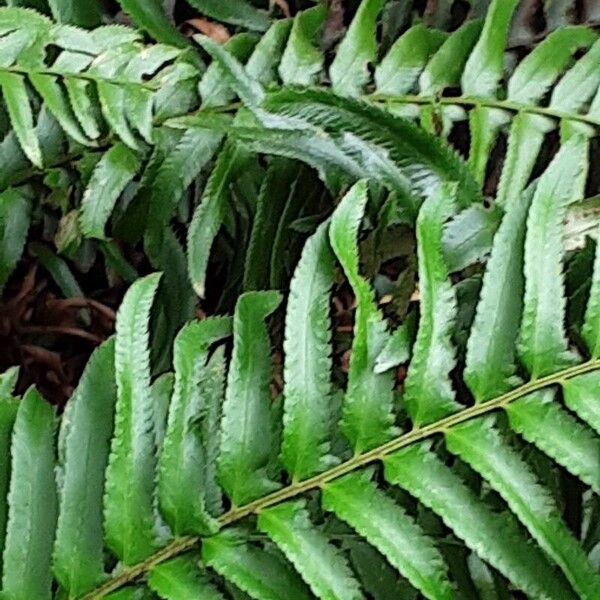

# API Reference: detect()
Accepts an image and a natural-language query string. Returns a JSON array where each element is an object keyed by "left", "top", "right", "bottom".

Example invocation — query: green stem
[
  {"left": 82, "top": 358, "right": 600, "bottom": 599},
  {"left": 368, "top": 94, "right": 600, "bottom": 129}
]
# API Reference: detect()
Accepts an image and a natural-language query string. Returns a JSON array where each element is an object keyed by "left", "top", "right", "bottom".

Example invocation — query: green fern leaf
[
  {"left": 582, "top": 236, "right": 600, "bottom": 357},
  {"left": 508, "top": 26, "right": 598, "bottom": 104},
  {"left": 47, "top": 0, "right": 102, "bottom": 27},
  {"left": 329, "top": 181, "right": 396, "bottom": 453},
  {"left": 374, "top": 312, "right": 416, "bottom": 374},
  {"left": 151, "top": 372, "right": 173, "bottom": 452},
  {"left": 199, "top": 34, "right": 258, "bottom": 108},
  {"left": 375, "top": 24, "right": 447, "bottom": 95},
  {"left": 282, "top": 220, "right": 337, "bottom": 480},
  {"left": 384, "top": 444, "right": 575, "bottom": 600},
  {"left": 187, "top": 141, "right": 246, "bottom": 298},
  {"left": 186, "top": 0, "right": 270, "bottom": 32},
  {"left": 550, "top": 38, "right": 600, "bottom": 115},
  {"left": 53, "top": 339, "right": 117, "bottom": 598},
  {"left": 104, "top": 273, "right": 163, "bottom": 565},
  {"left": 202, "top": 530, "right": 311, "bottom": 600},
  {"left": 0, "top": 397, "right": 17, "bottom": 575},
  {"left": 28, "top": 73, "right": 91, "bottom": 147},
  {"left": 258, "top": 500, "right": 363, "bottom": 600},
  {"left": 115, "top": 0, "right": 188, "bottom": 47},
  {"left": 461, "top": 0, "right": 519, "bottom": 97},
  {"left": 517, "top": 136, "right": 588, "bottom": 377},
  {"left": 80, "top": 143, "right": 142, "bottom": 240},
  {"left": 218, "top": 291, "right": 282, "bottom": 507},
  {"left": 0, "top": 367, "right": 18, "bottom": 397},
  {"left": 158, "top": 318, "right": 231, "bottom": 535},
  {"left": 562, "top": 372, "right": 600, "bottom": 435},
  {"left": 494, "top": 113, "right": 552, "bottom": 210},
  {"left": 105, "top": 587, "right": 154, "bottom": 600},
  {"left": 146, "top": 126, "right": 223, "bottom": 250},
  {"left": 403, "top": 184, "right": 461, "bottom": 426},
  {"left": 257, "top": 88, "right": 481, "bottom": 210},
  {"left": 329, "top": 0, "right": 385, "bottom": 97},
  {"left": 0, "top": 188, "right": 30, "bottom": 290},
  {"left": 2, "top": 387, "right": 56, "bottom": 600},
  {"left": 148, "top": 555, "right": 225, "bottom": 600},
  {"left": 246, "top": 20, "right": 292, "bottom": 88},
  {"left": 506, "top": 389, "right": 600, "bottom": 493},
  {"left": 278, "top": 5, "right": 327, "bottom": 86},
  {"left": 243, "top": 158, "right": 298, "bottom": 291},
  {"left": 464, "top": 187, "right": 532, "bottom": 402},
  {"left": 418, "top": 19, "right": 482, "bottom": 95},
  {"left": 322, "top": 470, "right": 454, "bottom": 600},
  {"left": 446, "top": 417, "right": 600, "bottom": 598},
  {"left": 0, "top": 72, "right": 43, "bottom": 167},
  {"left": 195, "top": 34, "right": 265, "bottom": 108}
]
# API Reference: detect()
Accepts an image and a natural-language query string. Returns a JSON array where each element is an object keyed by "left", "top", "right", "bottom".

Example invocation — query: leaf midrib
[{"left": 82, "top": 358, "right": 600, "bottom": 599}]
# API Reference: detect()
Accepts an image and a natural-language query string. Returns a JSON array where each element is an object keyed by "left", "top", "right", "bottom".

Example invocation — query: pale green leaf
[
  {"left": 551, "top": 38, "right": 600, "bottom": 114},
  {"left": 461, "top": 0, "right": 519, "bottom": 97},
  {"left": 329, "top": 181, "right": 396, "bottom": 453},
  {"left": 403, "top": 184, "right": 462, "bottom": 426},
  {"left": 278, "top": 5, "right": 327, "bottom": 86},
  {"left": 464, "top": 187, "right": 532, "bottom": 402},
  {"left": 148, "top": 555, "right": 225, "bottom": 600},
  {"left": 375, "top": 24, "right": 447, "bottom": 95},
  {"left": 385, "top": 443, "right": 575, "bottom": 600},
  {"left": 195, "top": 34, "right": 265, "bottom": 107},
  {"left": 158, "top": 318, "right": 231, "bottom": 535},
  {"left": 562, "top": 372, "right": 600, "bottom": 435},
  {"left": 419, "top": 20, "right": 482, "bottom": 95},
  {"left": 582, "top": 237, "right": 600, "bottom": 357},
  {"left": 508, "top": 26, "right": 598, "bottom": 104},
  {"left": 329, "top": 0, "right": 385, "bottom": 97},
  {"left": 53, "top": 339, "right": 116, "bottom": 598},
  {"left": 0, "top": 188, "right": 30, "bottom": 290},
  {"left": 374, "top": 312, "right": 416, "bottom": 374},
  {"left": 0, "top": 398, "right": 17, "bottom": 575},
  {"left": 80, "top": 143, "right": 142, "bottom": 240},
  {"left": 517, "top": 137, "right": 588, "bottom": 377},
  {"left": 187, "top": 141, "right": 245, "bottom": 298},
  {"left": 245, "top": 19, "right": 292, "bottom": 87},
  {"left": 186, "top": 0, "right": 270, "bottom": 31},
  {"left": 507, "top": 389, "right": 600, "bottom": 493},
  {"left": 202, "top": 530, "right": 311, "bottom": 600},
  {"left": 2, "top": 387, "right": 56, "bottom": 600},
  {"left": 199, "top": 34, "right": 258, "bottom": 108},
  {"left": 0, "top": 72, "right": 42, "bottom": 167},
  {"left": 218, "top": 291, "right": 282, "bottom": 506},
  {"left": 446, "top": 417, "right": 600, "bottom": 598},
  {"left": 494, "top": 112, "right": 552, "bottom": 210},
  {"left": 28, "top": 73, "right": 90, "bottom": 147},
  {"left": 104, "top": 273, "right": 163, "bottom": 565},
  {"left": 282, "top": 220, "right": 337, "bottom": 481},
  {"left": 322, "top": 471, "right": 454, "bottom": 600},
  {"left": 258, "top": 501, "right": 363, "bottom": 600}
]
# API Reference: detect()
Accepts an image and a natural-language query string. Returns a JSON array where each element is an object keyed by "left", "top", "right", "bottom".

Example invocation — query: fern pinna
[{"left": 0, "top": 0, "right": 599, "bottom": 599}]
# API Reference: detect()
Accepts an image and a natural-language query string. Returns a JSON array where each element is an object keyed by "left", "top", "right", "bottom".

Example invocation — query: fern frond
[
  {"left": 258, "top": 501, "right": 363, "bottom": 599},
  {"left": 330, "top": 181, "right": 396, "bottom": 453},
  {"left": 2, "top": 387, "right": 56, "bottom": 600},
  {"left": 217, "top": 292, "right": 282, "bottom": 507},
  {"left": 158, "top": 318, "right": 231, "bottom": 536},
  {"left": 53, "top": 338, "right": 116, "bottom": 598},
  {"left": 104, "top": 273, "right": 163, "bottom": 565},
  {"left": 281, "top": 220, "right": 337, "bottom": 480},
  {"left": 403, "top": 184, "right": 461, "bottom": 426}
]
